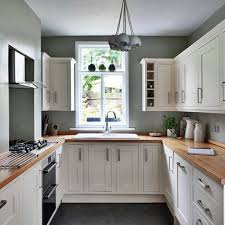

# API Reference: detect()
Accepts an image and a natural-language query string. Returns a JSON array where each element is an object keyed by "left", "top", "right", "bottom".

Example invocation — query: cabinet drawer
[
  {"left": 193, "top": 168, "right": 222, "bottom": 203},
  {"left": 193, "top": 187, "right": 222, "bottom": 225},
  {"left": 192, "top": 203, "right": 214, "bottom": 225},
  {"left": 0, "top": 180, "right": 19, "bottom": 225}
]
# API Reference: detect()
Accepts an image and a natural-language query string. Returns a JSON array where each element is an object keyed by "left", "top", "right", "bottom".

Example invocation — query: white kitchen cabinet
[
  {"left": 141, "top": 58, "right": 175, "bottom": 111},
  {"left": 163, "top": 145, "right": 175, "bottom": 210},
  {"left": 114, "top": 144, "right": 139, "bottom": 193},
  {"left": 140, "top": 144, "right": 160, "bottom": 193},
  {"left": 183, "top": 52, "right": 198, "bottom": 108},
  {"left": 220, "top": 31, "right": 225, "bottom": 108},
  {"left": 0, "top": 180, "right": 20, "bottom": 225},
  {"left": 42, "top": 53, "right": 51, "bottom": 111},
  {"left": 175, "top": 61, "right": 186, "bottom": 107},
  {"left": 42, "top": 54, "right": 76, "bottom": 111},
  {"left": 56, "top": 145, "right": 65, "bottom": 208},
  {"left": 198, "top": 36, "right": 220, "bottom": 109},
  {"left": 174, "top": 153, "right": 192, "bottom": 225},
  {"left": 66, "top": 144, "right": 84, "bottom": 192},
  {"left": 88, "top": 144, "right": 112, "bottom": 192},
  {"left": 20, "top": 163, "right": 42, "bottom": 225}
]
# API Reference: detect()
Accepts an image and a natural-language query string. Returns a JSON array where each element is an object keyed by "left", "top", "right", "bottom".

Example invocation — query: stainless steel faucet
[{"left": 105, "top": 111, "right": 117, "bottom": 133}]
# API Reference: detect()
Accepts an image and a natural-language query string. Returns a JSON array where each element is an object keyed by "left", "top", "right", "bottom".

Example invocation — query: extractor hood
[{"left": 9, "top": 47, "right": 44, "bottom": 89}]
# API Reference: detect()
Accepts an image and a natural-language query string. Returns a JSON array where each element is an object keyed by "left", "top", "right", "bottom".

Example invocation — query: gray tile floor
[{"left": 50, "top": 203, "right": 174, "bottom": 225}]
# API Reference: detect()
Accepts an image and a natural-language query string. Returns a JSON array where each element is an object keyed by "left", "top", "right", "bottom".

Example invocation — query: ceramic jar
[
  {"left": 185, "top": 119, "right": 195, "bottom": 139},
  {"left": 194, "top": 121, "right": 205, "bottom": 142}
]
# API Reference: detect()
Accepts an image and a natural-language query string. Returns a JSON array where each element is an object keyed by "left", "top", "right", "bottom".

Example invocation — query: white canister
[
  {"left": 185, "top": 119, "right": 195, "bottom": 139},
  {"left": 194, "top": 121, "right": 205, "bottom": 142}
]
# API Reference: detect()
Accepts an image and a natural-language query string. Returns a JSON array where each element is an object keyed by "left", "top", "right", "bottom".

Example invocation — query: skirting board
[{"left": 63, "top": 194, "right": 165, "bottom": 203}]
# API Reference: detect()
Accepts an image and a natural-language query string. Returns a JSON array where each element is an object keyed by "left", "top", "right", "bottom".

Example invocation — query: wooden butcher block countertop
[
  {"left": 1, "top": 133, "right": 225, "bottom": 189},
  {"left": 0, "top": 140, "right": 64, "bottom": 190},
  {"left": 163, "top": 138, "right": 225, "bottom": 185}
]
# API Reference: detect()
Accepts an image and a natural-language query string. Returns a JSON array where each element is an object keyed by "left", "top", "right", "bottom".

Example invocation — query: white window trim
[{"left": 75, "top": 41, "right": 129, "bottom": 129}]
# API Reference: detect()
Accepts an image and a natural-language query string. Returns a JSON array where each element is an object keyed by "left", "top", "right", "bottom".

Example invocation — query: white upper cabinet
[
  {"left": 42, "top": 54, "right": 76, "bottom": 111},
  {"left": 141, "top": 58, "right": 175, "bottom": 111},
  {"left": 175, "top": 61, "right": 185, "bottom": 107},
  {"left": 42, "top": 53, "right": 51, "bottom": 111},
  {"left": 183, "top": 52, "right": 198, "bottom": 108},
  {"left": 198, "top": 36, "right": 220, "bottom": 109},
  {"left": 114, "top": 144, "right": 139, "bottom": 193}
]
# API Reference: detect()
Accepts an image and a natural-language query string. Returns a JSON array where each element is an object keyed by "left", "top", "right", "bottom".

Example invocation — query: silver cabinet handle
[
  {"left": 222, "top": 82, "right": 225, "bottom": 101},
  {"left": 181, "top": 90, "right": 185, "bottom": 103},
  {"left": 197, "top": 200, "right": 212, "bottom": 217},
  {"left": 79, "top": 148, "right": 82, "bottom": 161},
  {"left": 177, "top": 162, "right": 186, "bottom": 171},
  {"left": 196, "top": 219, "right": 202, "bottom": 225},
  {"left": 144, "top": 149, "right": 148, "bottom": 162},
  {"left": 0, "top": 200, "right": 7, "bottom": 210},
  {"left": 106, "top": 148, "right": 109, "bottom": 161},
  {"left": 198, "top": 178, "right": 210, "bottom": 190},
  {"left": 117, "top": 149, "right": 120, "bottom": 162},
  {"left": 175, "top": 92, "right": 178, "bottom": 103},
  {"left": 54, "top": 91, "right": 57, "bottom": 104},
  {"left": 197, "top": 88, "right": 203, "bottom": 103},
  {"left": 57, "top": 154, "right": 61, "bottom": 168},
  {"left": 169, "top": 156, "right": 173, "bottom": 172},
  {"left": 47, "top": 90, "right": 51, "bottom": 103},
  {"left": 168, "top": 92, "right": 170, "bottom": 104}
]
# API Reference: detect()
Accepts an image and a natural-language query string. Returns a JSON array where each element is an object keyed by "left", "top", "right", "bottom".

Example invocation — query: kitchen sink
[{"left": 73, "top": 133, "right": 140, "bottom": 140}]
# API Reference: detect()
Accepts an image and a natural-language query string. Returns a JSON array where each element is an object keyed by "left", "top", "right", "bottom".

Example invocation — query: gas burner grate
[{"left": 0, "top": 153, "right": 37, "bottom": 169}]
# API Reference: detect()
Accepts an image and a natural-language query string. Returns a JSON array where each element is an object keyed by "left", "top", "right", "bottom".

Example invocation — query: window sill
[{"left": 70, "top": 127, "right": 136, "bottom": 132}]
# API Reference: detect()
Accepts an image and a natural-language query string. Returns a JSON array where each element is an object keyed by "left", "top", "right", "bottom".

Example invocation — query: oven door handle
[
  {"left": 43, "top": 184, "right": 58, "bottom": 200},
  {"left": 43, "top": 162, "right": 57, "bottom": 174}
]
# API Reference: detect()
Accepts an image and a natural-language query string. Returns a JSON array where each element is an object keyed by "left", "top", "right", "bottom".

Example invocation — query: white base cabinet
[
  {"left": 20, "top": 163, "right": 42, "bottom": 225},
  {"left": 0, "top": 180, "right": 20, "bottom": 225},
  {"left": 87, "top": 144, "right": 113, "bottom": 192},
  {"left": 64, "top": 143, "right": 161, "bottom": 196}
]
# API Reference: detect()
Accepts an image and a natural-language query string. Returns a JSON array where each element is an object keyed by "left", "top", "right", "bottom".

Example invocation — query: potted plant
[{"left": 163, "top": 116, "right": 178, "bottom": 137}]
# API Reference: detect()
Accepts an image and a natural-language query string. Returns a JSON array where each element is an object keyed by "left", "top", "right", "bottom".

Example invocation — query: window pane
[
  {"left": 104, "top": 75, "right": 123, "bottom": 122},
  {"left": 81, "top": 75, "right": 101, "bottom": 123},
  {"left": 80, "top": 47, "right": 123, "bottom": 71}
]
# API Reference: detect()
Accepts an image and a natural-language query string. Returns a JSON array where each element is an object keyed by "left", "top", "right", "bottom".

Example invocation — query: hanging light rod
[{"left": 108, "top": 0, "right": 141, "bottom": 51}]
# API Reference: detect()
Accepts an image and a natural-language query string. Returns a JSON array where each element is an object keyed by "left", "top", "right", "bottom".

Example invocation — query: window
[{"left": 75, "top": 42, "right": 129, "bottom": 128}]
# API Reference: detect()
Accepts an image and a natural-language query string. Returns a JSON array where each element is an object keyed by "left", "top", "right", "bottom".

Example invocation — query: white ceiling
[{"left": 25, "top": 0, "right": 225, "bottom": 36}]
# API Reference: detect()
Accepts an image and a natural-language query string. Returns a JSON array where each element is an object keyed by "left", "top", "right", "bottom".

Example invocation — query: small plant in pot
[{"left": 163, "top": 115, "right": 178, "bottom": 137}]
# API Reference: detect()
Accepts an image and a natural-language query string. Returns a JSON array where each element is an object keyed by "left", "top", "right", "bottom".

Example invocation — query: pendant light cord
[
  {"left": 116, "top": 0, "right": 124, "bottom": 35},
  {"left": 124, "top": 0, "right": 134, "bottom": 35}
]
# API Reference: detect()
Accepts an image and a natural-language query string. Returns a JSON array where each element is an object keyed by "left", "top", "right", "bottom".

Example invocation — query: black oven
[{"left": 42, "top": 152, "right": 57, "bottom": 225}]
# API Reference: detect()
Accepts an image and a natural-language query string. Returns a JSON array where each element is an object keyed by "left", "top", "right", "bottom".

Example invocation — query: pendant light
[{"left": 108, "top": 0, "right": 141, "bottom": 51}]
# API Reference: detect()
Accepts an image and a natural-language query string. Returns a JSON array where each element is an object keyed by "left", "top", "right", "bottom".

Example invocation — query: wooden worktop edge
[{"left": 0, "top": 140, "right": 65, "bottom": 190}]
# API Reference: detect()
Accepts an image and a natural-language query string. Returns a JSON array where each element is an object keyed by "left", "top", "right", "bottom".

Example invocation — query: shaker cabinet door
[
  {"left": 198, "top": 36, "right": 220, "bottom": 109},
  {"left": 174, "top": 153, "right": 191, "bottom": 225},
  {"left": 88, "top": 144, "right": 112, "bottom": 192},
  {"left": 114, "top": 144, "right": 139, "bottom": 193},
  {"left": 67, "top": 144, "right": 84, "bottom": 192}
]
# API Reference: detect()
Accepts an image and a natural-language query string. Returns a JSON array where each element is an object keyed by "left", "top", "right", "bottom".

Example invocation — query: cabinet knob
[
  {"left": 106, "top": 148, "right": 110, "bottom": 162},
  {"left": 144, "top": 149, "right": 148, "bottom": 162},
  {"left": 78, "top": 148, "right": 82, "bottom": 161}
]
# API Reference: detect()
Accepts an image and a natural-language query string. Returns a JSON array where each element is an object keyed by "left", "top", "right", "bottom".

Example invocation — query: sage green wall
[
  {"left": 188, "top": 3, "right": 225, "bottom": 143},
  {"left": 0, "top": 0, "right": 41, "bottom": 152},
  {"left": 42, "top": 36, "right": 188, "bottom": 132}
]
